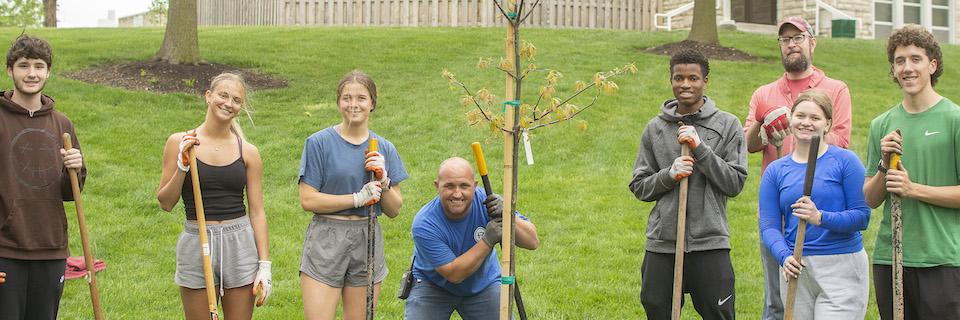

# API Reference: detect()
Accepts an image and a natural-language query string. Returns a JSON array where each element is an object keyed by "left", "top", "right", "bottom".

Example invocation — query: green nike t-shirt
[{"left": 866, "top": 98, "right": 960, "bottom": 267}]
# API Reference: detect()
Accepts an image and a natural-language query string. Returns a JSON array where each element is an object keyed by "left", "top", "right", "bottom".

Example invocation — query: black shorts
[
  {"left": 641, "top": 249, "right": 736, "bottom": 320},
  {"left": 873, "top": 264, "right": 960, "bottom": 320},
  {"left": 0, "top": 257, "right": 66, "bottom": 320}
]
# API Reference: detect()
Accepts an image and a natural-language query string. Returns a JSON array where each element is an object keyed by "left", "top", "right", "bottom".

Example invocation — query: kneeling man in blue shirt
[{"left": 405, "top": 157, "right": 540, "bottom": 320}]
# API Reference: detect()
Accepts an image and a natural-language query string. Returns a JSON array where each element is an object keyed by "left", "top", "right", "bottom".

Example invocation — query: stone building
[{"left": 655, "top": 0, "right": 956, "bottom": 44}]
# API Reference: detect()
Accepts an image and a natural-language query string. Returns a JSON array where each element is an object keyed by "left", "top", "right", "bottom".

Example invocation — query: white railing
[
  {"left": 804, "top": 0, "right": 862, "bottom": 36},
  {"left": 654, "top": 2, "right": 692, "bottom": 31},
  {"left": 654, "top": 0, "right": 723, "bottom": 32}
]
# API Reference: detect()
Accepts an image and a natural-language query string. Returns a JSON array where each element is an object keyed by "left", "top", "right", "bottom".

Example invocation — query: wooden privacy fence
[{"left": 198, "top": 0, "right": 665, "bottom": 30}]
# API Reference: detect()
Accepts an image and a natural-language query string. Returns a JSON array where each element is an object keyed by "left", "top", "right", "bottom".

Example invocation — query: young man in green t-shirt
[{"left": 864, "top": 25, "right": 960, "bottom": 319}]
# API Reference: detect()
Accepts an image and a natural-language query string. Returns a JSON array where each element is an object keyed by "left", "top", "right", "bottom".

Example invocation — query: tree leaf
[
  {"left": 577, "top": 120, "right": 588, "bottom": 132},
  {"left": 476, "top": 57, "right": 491, "bottom": 69},
  {"left": 519, "top": 40, "right": 537, "bottom": 60},
  {"left": 574, "top": 80, "right": 587, "bottom": 92},
  {"left": 461, "top": 95, "right": 475, "bottom": 107},
  {"left": 602, "top": 81, "right": 619, "bottom": 95}
]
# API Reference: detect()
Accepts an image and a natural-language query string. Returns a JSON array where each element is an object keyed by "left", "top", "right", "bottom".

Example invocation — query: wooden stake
[
  {"left": 670, "top": 142, "right": 691, "bottom": 320},
  {"left": 366, "top": 138, "right": 379, "bottom": 320},
  {"left": 188, "top": 148, "right": 220, "bottom": 320},
  {"left": 62, "top": 133, "right": 104, "bottom": 320},
  {"left": 890, "top": 152, "right": 904, "bottom": 320},
  {"left": 784, "top": 135, "right": 821, "bottom": 320}
]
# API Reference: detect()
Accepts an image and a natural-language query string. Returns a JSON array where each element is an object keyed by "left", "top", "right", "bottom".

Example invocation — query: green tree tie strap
[
  {"left": 502, "top": 100, "right": 520, "bottom": 112},
  {"left": 501, "top": 276, "right": 516, "bottom": 285}
]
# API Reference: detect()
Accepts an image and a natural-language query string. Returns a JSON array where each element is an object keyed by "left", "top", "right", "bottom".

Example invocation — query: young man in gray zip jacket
[{"left": 629, "top": 50, "right": 747, "bottom": 320}]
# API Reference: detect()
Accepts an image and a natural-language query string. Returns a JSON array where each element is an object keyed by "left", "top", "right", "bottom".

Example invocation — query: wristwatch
[{"left": 877, "top": 160, "right": 888, "bottom": 174}]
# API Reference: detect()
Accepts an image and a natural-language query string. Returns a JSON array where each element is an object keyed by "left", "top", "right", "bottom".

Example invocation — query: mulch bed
[
  {"left": 644, "top": 40, "right": 757, "bottom": 61},
  {"left": 64, "top": 60, "right": 289, "bottom": 95}
]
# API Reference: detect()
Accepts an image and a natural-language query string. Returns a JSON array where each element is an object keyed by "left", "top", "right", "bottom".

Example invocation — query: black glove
[
  {"left": 483, "top": 193, "right": 503, "bottom": 219},
  {"left": 482, "top": 218, "right": 503, "bottom": 247}
]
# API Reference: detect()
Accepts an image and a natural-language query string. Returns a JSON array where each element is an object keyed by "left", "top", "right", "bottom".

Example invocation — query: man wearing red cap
[{"left": 744, "top": 16, "right": 852, "bottom": 320}]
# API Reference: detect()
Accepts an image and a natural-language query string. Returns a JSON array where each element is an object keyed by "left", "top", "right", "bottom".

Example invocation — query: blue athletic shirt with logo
[{"left": 411, "top": 188, "right": 528, "bottom": 297}]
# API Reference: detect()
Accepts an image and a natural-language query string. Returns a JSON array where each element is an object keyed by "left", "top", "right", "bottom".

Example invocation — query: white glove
[
  {"left": 177, "top": 133, "right": 199, "bottom": 172},
  {"left": 760, "top": 106, "right": 790, "bottom": 147},
  {"left": 352, "top": 181, "right": 382, "bottom": 208},
  {"left": 365, "top": 151, "right": 389, "bottom": 185},
  {"left": 252, "top": 260, "right": 272, "bottom": 307},
  {"left": 669, "top": 156, "right": 694, "bottom": 181},
  {"left": 678, "top": 125, "right": 702, "bottom": 150}
]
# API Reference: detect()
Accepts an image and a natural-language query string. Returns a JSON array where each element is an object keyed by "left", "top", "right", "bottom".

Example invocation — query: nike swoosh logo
[
  {"left": 925, "top": 130, "right": 941, "bottom": 136},
  {"left": 718, "top": 294, "right": 733, "bottom": 306}
]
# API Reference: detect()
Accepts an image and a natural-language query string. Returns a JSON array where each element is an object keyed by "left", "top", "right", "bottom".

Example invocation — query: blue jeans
[{"left": 404, "top": 278, "right": 500, "bottom": 320}]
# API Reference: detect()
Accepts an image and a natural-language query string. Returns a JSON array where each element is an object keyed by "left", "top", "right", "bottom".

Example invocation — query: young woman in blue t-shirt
[
  {"left": 298, "top": 70, "right": 409, "bottom": 319},
  {"left": 157, "top": 72, "right": 272, "bottom": 319},
  {"left": 758, "top": 90, "right": 871, "bottom": 319}
]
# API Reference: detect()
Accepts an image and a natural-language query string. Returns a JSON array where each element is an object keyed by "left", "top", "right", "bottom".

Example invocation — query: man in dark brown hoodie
[{"left": 0, "top": 34, "right": 86, "bottom": 319}]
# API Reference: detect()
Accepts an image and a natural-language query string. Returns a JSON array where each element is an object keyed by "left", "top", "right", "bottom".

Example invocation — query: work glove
[
  {"left": 678, "top": 125, "right": 702, "bottom": 150},
  {"left": 177, "top": 133, "right": 199, "bottom": 172},
  {"left": 482, "top": 218, "right": 503, "bottom": 247},
  {"left": 669, "top": 156, "right": 694, "bottom": 181},
  {"left": 352, "top": 181, "right": 382, "bottom": 208},
  {"left": 483, "top": 194, "right": 504, "bottom": 219},
  {"left": 759, "top": 106, "right": 790, "bottom": 147},
  {"left": 252, "top": 260, "right": 272, "bottom": 307},
  {"left": 365, "top": 151, "right": 389, "bottom": 186}
]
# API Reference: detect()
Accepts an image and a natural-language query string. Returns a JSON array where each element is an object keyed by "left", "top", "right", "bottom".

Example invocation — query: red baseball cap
[{"left": 779, "top": 16, "right": 814, "bottom": 36}]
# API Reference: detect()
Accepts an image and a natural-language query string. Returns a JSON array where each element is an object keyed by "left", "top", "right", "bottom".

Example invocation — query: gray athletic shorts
[
  {"left": 175, "top": 215, "right": 259, "bottom": 290},
  {"left": 300, "top": 215, "right": 387, "bottom": 288}
]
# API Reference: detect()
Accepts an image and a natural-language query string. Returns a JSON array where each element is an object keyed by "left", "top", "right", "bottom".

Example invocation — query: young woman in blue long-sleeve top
[{"left": 758, "top": 90, "right": 871, "bottom": 320}]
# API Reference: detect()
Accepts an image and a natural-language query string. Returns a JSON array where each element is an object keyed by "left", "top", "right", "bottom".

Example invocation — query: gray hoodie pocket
[
  {"left": 688, "top": 190, "right": 729, "bottom": 240},
  {"left": 650, "top": 201, "right": 676, "bottom": 241}
]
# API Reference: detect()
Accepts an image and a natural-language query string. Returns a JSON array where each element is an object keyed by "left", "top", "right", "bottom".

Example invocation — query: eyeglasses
[{"left": 778, "top": 34, "right": 808, "bottom": 45}]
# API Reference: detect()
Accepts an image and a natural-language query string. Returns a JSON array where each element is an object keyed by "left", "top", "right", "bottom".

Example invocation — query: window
[{"left": 874, "top": 0, "right": 954, "bottom": 44}]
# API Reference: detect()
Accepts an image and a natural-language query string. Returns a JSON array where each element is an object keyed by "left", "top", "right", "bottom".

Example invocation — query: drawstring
[
  {"left": 218, "top": 225, "right": 224, "bottom": 297},
  {"left": 206, "top": 226, "right": 226, "bottom": 297}
]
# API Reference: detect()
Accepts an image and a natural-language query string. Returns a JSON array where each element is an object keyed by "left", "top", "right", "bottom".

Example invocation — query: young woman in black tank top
[{"left": 156, "top": 72, "right": 272, "bottom": 319}]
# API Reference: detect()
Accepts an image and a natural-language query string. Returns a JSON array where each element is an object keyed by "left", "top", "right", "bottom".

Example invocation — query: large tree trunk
[
  {"left": 42, "top": 0, "right": 55, "bottom": 27},
  {"left": 687, "top": 0, "right": 718, "bottom": 44},
  {"left": 154, "top": 0, "right": 201, "bottom": 65}
]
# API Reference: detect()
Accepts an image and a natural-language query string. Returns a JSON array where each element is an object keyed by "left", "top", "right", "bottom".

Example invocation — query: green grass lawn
[{"left": 7, "top": 25, "right": 957, "bottom": 319}]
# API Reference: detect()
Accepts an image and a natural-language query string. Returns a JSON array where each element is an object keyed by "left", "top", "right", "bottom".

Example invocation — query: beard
[{"left": 781, "top": 53, "right": 810, "bottom": 73}]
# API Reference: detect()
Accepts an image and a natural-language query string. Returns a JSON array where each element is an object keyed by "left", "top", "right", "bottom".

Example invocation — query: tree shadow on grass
[{"left": 64, "top": 61, "right": 288, "bottom": 95}]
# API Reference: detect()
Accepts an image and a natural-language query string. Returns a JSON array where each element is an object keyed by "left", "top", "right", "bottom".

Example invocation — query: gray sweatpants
[{"left": 779, "top": 250, "right": 869, "bottom": 320}]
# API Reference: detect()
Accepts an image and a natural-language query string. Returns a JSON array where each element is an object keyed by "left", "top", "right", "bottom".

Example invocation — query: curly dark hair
[
  {"left": 6, "top": 34, "right": 52, "bottom": 69},
  {"left": 886, "top": 24, "right": 943, "bottom": 87},
  {"left": 669, "top": 49, "right": 710, "bottom": 77}
]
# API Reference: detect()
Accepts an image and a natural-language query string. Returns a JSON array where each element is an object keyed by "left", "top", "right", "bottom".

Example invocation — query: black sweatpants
[
  {"left": 874, "top": 264, "right": 960, "bottom": 320},
  {"left": 641, "top": 249, "right": 735, "bottom": 320},
  {"left": 0, "top": 257, "right": 66, "bottom": 320}
]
